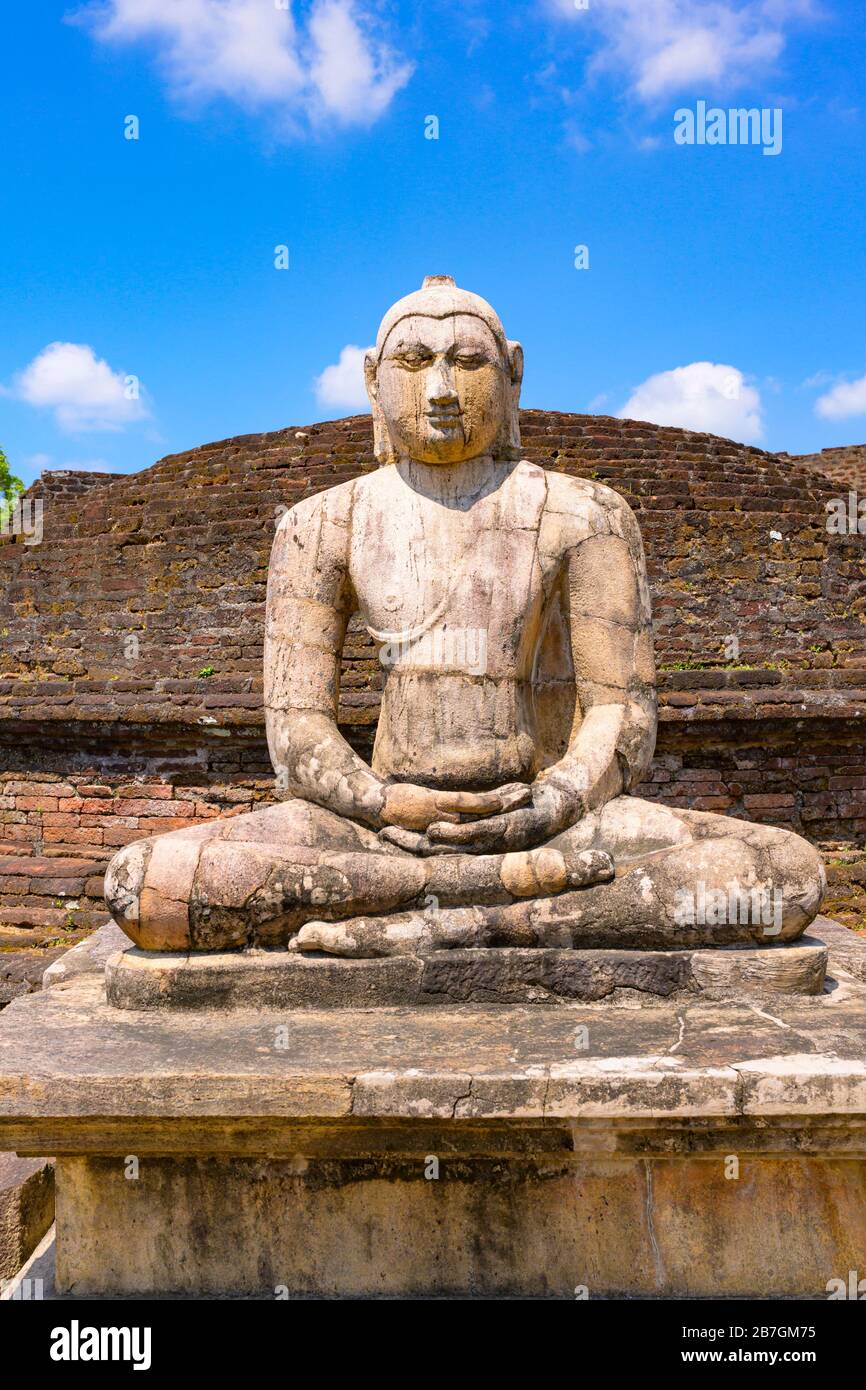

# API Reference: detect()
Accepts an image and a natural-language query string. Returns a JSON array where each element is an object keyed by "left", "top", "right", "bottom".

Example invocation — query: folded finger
[
  {"left": 378, "top": 825, "right": 429, "bottom": 853},
  {"left": 435, "top": 785, "right": 531, "bottom": 817},
  {"left": 427, "top": 814, "right": 509, "bottom": 845}
]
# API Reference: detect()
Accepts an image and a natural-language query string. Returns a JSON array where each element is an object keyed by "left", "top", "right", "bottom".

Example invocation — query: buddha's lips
[{"left": 427, "top": 410, "right": 462, "bottom": 428}]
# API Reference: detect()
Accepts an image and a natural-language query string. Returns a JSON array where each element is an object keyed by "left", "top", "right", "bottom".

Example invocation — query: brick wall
[
  {"left": 1, "top": 411, "right": 864, "bottom": 724},
  {"left": 783, "top": 445, "right": 866, "bottom": 493},
  {"left": 29, "top": 468, "right": 126, "bottom": 503}
]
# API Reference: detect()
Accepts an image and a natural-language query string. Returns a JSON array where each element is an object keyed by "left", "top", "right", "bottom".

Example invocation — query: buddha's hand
[
  {"left": 422, "top": 776, "right": 582, "bottom": 855},
  {"left": 381, "top": 781, "right": 531, "bottom": 834}
]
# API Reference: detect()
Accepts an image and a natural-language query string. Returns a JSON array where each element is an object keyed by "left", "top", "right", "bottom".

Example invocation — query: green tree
[{"left": 0, "top": 446, "right": 24, "bottom": 530}]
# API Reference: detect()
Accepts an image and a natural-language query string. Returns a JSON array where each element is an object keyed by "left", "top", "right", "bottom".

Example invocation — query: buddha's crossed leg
[
  {"left": 292, "top": 796, "right": 826, "bottom": 956},
  {"left": 104, "top": 798, "right": 614, "bottom": 952},
  {"left": 105, "top": 795, "right": 825, "bottom": 954}
]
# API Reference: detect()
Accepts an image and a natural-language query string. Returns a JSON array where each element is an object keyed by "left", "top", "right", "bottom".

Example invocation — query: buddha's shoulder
[
  {"left": 536, "top": 466, "right": 638, "bottom": 539},
  {"left": 277, "top": 476, "right": 359, "bottom": 533}
]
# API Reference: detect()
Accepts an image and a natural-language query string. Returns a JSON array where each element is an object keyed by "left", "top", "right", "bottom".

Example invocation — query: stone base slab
[
  {"left": 104, "top": 936, "right": 828, "bottom": 1010},
  {"left": 1, "top": 915, "right": 865, "bottom": 1298},
  {"left": 52, "top": 1146, "right": 866, "bottom": 1299}
]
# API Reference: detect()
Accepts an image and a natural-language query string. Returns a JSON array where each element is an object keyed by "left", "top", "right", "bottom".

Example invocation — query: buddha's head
[{"left": 365, "top": 276, "right": 523, "bottom": 465}]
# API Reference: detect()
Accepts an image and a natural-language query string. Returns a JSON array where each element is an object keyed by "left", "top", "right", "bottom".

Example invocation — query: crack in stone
[
  {"left": 667, "top": 1013, "right": 687, "bottom": 1053},
  {"left": 541, "top": 1070, "right": 552, "bottom": 1122},
  {"left": 451, "top": 1077, "right": 474, "bottom": 1118},
  {"left": 643, "top": 1158, "right": 665, "bottom": 1290},
  {"left": 746, "top": 1003, "right": 793, "bottom": 1032}
]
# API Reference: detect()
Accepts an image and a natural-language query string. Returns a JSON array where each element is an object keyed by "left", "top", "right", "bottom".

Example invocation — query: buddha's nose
[{"left": 427, "top": 358, "right": 458, "bottom": 405}]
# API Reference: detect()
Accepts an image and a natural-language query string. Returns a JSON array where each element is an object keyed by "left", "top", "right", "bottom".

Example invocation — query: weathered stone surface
[
  {"left": 0, "top": 1224, "right": 53, "bottom": 1301},
  {"left": 42, "top": 920, "right": 128, "bottom": 990},
  {"left": 687, "top": 935, "right": 827, "bottom": 993},
  {"left": 2, "top": 394, "right": 865, "bottom": 955},
  {"left": 51, "top": 1148, "right": 866, "bottom": 1299},
  {"left": 104, "top": 936, "right": 827, "bottom": 1010},
  {"left": 0, "top": 1152, "right": 54, "bottom": 1281},
  {"left": 807, "top": 913, "right": 866, "bottom": 982},
  {"left": 0, "top": 915, "right": 863, "bottom": 1140},
  {"left": 0, "top": 278, "right": 857, "bottom": 1298},
  {"left": 107, "top": 947, "right": 426, "bottom": 1011},
  {"left": 2, "top": 408, "right": 864, "bottom": 943},
  {"left": 0, "top": 947, "right": 67, "bottom": 1007}
]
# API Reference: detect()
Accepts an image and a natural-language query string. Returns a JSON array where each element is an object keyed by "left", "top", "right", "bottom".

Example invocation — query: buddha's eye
[
  {"left": 391, "top": 351, "right": 434, "bottom": 370},
  {"left": 455, "top": 354, "right": 489, "bottom": 369}
]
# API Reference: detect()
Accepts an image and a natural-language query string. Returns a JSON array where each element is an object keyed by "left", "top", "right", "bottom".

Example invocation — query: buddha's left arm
[{"left": 538, "top": 498, "right": 657, "bottom": 817}]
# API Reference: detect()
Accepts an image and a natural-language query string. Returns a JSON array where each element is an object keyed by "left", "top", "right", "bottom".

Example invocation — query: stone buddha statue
[{"left": 105, "top": 277, "right": 825, "bottom": 957}]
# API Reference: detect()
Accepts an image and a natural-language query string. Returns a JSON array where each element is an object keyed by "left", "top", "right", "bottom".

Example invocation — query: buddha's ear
[
  {"left": 364, "top": 350, "right": 378, "bottom": 404},
  {"left": 503, "top": 340, "right": 524, "bottom": 457},
  {"left": 365, "top": 351, "right": 395, "bottom": 463},
  {"left": 508, "top": 340, "right": 524, "bottom": 390}
]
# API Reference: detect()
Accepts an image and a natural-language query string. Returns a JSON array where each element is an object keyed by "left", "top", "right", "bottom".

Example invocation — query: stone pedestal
[
  {"left": 104, "top": 936, "right": 828, "bottom": 1009},
  {"left": 1, "top": 917, "right": 865, "bottom": 1299},
  {"left": 0, "top": 1153, "right": 54, "bottom": 1283},
  {"left": 51, "top": 1132, "right": 866, "bottom": 1299}
]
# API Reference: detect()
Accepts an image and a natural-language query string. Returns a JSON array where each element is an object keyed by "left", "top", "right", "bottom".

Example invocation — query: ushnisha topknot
[{"left": 373, "top": 275, "right": 511, "bottom": 364}]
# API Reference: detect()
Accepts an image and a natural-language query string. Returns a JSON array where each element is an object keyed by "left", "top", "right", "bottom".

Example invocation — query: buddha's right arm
[{"left": 264, "top": 490, "right": 388, "bottom": 828}]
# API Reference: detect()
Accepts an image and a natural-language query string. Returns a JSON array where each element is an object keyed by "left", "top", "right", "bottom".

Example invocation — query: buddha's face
[{"left": 368, "top": 313, "right": 514, "bottom": 465}]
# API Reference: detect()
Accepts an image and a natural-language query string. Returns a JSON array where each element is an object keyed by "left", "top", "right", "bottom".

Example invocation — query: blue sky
[{"left": 2, "top": 0, "right": 866, "bottom": 486}]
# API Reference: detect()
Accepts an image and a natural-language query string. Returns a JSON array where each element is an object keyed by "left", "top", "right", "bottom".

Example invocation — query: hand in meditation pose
[{"left": 105, "top": 277, "right": 825, "bottom": 954}]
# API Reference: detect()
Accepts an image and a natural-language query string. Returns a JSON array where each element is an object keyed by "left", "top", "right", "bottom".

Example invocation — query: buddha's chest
[{"left": 348, "top": 465, "right": 553, "bottom": 674}]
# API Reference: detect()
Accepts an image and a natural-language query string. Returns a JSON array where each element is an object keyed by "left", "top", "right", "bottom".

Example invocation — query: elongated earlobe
[
  {"left": 363, "top": 351, "right": 378, "bottom": 404},
  {"left": 509, "top": 341, "right": 524, "bottom": 390},
  {"left": 503, "top": 340, "right": 524, "bottom": 456},
  {"left": 366, "top": 351, "right": 397, "bottom": 464}
]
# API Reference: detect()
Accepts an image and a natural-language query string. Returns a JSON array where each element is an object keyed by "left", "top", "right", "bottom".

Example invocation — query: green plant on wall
[{"left": 0, "top": 446, "right": 24, "bottom": 530}]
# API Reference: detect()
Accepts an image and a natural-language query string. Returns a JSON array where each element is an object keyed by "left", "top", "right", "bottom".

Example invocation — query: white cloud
[
  {"left": 619, "top": 362, "right": 763, "bottom": 442},
  {"left": 13, "top": 342, "right": 149, "bottom": 432},
  {"left": 547, "top": 0, "right": 818, "bottom": 100},
  {"left": 314, "top": 344, "right": 372, "bottom": 411},
  {"left": 309, "top": 0, "right": 413, "bottom": 124},
  {"left": 815, "top": 372, "right": 866, "bottom": 421},
  {"left": 76, "top": 0, "right": 413, "bottom": 128}
]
